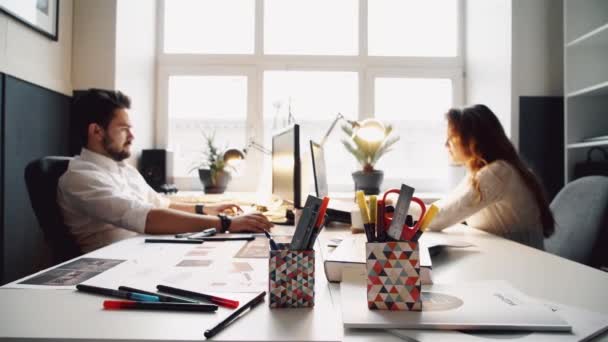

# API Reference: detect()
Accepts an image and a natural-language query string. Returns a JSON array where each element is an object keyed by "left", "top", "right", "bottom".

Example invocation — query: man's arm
[
  {"left": 145, "top": 208, "right": 273, "bottom": 234},
  {"left": 144, "top": 208, "right": 220, "bottom": 234},
  {"left": 168, "top": 202, "right": 197, "bottom": 214},
  {"left": 169, "top": 202, "right": 242, "bottom": 215}
]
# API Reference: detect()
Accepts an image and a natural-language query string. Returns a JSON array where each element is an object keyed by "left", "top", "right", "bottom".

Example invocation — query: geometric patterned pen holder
[
  {"left": 366, "top": 241, "right": 422, "bottom": 311},
  {"left": 269, "top": 243, "right": 315, "bottom": 308}
]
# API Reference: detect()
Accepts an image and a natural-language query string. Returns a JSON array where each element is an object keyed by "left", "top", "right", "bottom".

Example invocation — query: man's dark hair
[{"left": 73, "top": 88, "right": 131, "bottom": 148}]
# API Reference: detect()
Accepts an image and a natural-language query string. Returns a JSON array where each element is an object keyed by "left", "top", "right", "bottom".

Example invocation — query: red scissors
[{"left": 382, "top": 188, "right": 426, "bottom": 241}]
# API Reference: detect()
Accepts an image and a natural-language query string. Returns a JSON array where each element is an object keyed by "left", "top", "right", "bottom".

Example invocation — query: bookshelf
[{"left": 564, "top": 0, "right": 608, "bottom": 182}]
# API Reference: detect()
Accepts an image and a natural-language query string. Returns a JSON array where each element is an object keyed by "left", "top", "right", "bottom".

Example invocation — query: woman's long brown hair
[{"left": 446, "top": 104, "right": 555, "bottom": 238}]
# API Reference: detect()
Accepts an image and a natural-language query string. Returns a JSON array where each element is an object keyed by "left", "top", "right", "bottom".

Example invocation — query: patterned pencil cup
[
  {"left": 366, "top": 241, "right": 422, "bottom": 311},
  {"left": 269, "top": 243, "right": 315, "bottom": 308}
]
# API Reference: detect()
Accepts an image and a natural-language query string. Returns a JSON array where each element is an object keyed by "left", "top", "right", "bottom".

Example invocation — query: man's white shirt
[{"left": 57, "top": 148, "right": 170, "bottom": 252}]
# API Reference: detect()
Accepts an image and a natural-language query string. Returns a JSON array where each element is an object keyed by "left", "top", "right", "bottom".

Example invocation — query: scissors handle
[
  {"left": 382, "top": 188, "right": 426, "bottom": 241},
  {"left": 398, "top": 197, "right": 426, "bottom": 241}
]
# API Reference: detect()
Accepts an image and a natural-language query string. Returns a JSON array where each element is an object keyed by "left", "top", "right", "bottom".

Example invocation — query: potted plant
[
  {"left": 341, "top": 120, "right": 399, "bottom": 195},
  {"left": 190, "top": 132, "right": 233, "bottom": 194}
]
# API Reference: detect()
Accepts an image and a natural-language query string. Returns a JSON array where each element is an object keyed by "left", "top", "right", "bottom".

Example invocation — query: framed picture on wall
[{"left": 0, "top": 0, "right": 59, "bottom": 41}]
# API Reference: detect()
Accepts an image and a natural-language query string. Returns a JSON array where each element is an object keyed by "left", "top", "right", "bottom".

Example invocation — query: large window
[{"left": 158, "top": 0, "right": 463, "bottom": 192}]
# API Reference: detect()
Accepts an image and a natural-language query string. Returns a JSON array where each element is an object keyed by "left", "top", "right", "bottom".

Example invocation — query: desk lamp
[
  {"left": 223, "top": 139, "right": 271, "bottom": 166},
  {"left": 321, "top": 113, "right": 386, "bottom": 146}
]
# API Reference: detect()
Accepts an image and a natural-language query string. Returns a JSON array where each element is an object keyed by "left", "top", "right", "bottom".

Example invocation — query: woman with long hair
[{"left": 426, "top": 104, "right": 554, "bottom": 249}]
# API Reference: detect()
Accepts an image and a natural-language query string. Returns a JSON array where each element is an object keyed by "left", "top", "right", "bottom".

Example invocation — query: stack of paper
[
  {"left": 340, "top": 269, "right": 571, "bottom": 332},
  {"left": 389, "top": 301, "right": 608, "bottom": 341}
]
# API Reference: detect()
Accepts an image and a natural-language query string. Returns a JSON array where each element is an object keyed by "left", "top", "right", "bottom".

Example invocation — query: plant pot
[
  {"left": 198, "top": 169, "right": 231, "bottom": 194},
  {"left": 352, "top": 170, "right": 384, "bottom": 195}
]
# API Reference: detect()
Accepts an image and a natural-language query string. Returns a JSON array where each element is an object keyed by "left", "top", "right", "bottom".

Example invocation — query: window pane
[
  {"left": 374, "top": 78, "right": 452, "bottom": 184},
  {"left": 263, "top": 71, "right": 358, "bottom": 189},
  {"left": 168, "top": 75, "right": 248, "bottom": 177},
  {"left": 264, "top": 0, "right": 358, "bottom": 55},
  {"left": 369, "top": 0, "right": 458, "bottom": 57},
  {"left": 164, "top": 0, "right": 254, "bottom": 54}
]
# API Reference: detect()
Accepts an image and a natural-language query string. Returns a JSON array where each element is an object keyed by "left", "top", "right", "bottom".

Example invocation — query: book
[
  {"left": 340, "top": 273, "right": 571, "bottom": 332},
  {"left": 323, "top": 234, "right": 433, "bottom": 284}
]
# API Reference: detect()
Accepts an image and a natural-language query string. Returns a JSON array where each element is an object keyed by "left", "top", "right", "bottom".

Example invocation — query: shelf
[
  {"left": 567, "top": 140, "right": 608, "bottom": 149},
  {"left": 567, "top": 80, "right": 608, "bottom": 97},
  {"left": 566, "top": 22, "right": 608, "bottom": 47}
]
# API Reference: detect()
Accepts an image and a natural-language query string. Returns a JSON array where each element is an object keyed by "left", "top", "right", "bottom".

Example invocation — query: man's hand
[
  {"left": 204, "top": 203, "right": 242, "bottom": 216},
  {"left": 229, "top": 213, "right": 273, "bottom": 233}
]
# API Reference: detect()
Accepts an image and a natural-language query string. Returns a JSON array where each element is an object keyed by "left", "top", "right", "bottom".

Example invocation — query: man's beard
[{"left": 103, "top": 136, "right": 131, "bottom": 161}]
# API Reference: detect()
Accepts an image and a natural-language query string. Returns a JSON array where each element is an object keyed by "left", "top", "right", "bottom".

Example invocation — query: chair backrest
[
  {"left": 545, "top": 176, "right": 608, "bottom": 266},
  {"left": 24, "top": 156, "right": 81, "bottom": 263}
]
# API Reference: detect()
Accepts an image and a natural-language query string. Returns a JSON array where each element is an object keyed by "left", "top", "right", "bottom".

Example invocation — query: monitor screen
[
  {"left": 310, "top": 140, "right": 328, "bottom": 198},
  {"left": 272, "top": 124, "right": 301, "bottom": 208}
]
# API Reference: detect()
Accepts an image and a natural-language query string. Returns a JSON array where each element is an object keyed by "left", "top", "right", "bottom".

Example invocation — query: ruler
[{"left": 387, "top": 184, "right": 415, "bottom": 241}]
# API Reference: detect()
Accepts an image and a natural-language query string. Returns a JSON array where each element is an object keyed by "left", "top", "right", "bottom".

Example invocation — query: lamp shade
[
  {"left": 355, "top": 119, "right": 385, "bottom": 143},
  {"left": 223, "top": 148, "right": 245, "bottom": 166}
]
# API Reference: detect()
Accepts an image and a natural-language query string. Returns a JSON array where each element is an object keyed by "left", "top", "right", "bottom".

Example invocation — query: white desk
[{"left": 2, "top": 225, "right": 608, "bottom": 341}]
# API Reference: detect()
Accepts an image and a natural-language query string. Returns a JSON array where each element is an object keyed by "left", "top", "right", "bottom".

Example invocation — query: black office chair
[
  {"left": 545, "top": 176, "right": 608, "bottom": 268},
  {"left": 24, "top": 156, "right": 81, "bottom": 264}
]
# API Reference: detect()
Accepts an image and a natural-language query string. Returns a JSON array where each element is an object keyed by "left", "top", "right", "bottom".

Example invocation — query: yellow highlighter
[
  {"left": 419, "top": 204, "right": 440, "bottom": 231},
  {"left": 355, "top": 191, "right": 370, "bottom": 224},
  {"left": 369, "top": 195, "right": 377, "bottom": 226},
  {"left": 356, "top": 191, "right": 373, "bottom": 242},
  {"left": 369, "top": 195, "right": 377, "bottom": 242}
]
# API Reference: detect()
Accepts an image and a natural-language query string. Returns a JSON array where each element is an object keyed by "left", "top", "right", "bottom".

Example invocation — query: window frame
[{"left": 156, "top": 0, "right": 465, "bottom": 192}]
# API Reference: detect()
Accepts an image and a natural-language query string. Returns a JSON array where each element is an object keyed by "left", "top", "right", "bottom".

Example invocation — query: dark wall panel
[
  {"left": 519, "top": 96, "right": 564, "bottom": 202},
  {"left": 0, "top": 74, "right": 4, "bottom": 282},
  {"left": 2, "top": 75, "right": 70, "bottom": 283}
]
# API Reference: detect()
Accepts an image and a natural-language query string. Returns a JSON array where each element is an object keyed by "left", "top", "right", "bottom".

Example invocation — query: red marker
[
  {"left": 315, "top": 197, "right": 330, "bottom": 228},
  {"left": 157, "top": 285, "right": 239, "bottom": 309},
  {"left": 103, "top": 300, "right": 217, "bottom": 312}
]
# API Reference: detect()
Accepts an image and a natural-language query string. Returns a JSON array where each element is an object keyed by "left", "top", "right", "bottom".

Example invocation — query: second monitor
[{"left": 272, "top": 124, "right": 301, "bottom": 209}]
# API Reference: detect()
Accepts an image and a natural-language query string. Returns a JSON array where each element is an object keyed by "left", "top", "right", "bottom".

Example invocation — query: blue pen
[
  {"left": 76, "top": 284, "right": 160, "bottom": 302},
  {"left": 264, "top": 231, "right": 279, "bottom": 250}
]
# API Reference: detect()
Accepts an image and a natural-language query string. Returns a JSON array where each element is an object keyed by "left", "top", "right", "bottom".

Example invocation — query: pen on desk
[
  {"left": 204, "top": 291, "right": 266, "bottom": 339},
  {"left": 186, "top": 228, "right": 217, "bottom": 240},
  {"left": 118, "top": 286, "right": 199, "bottom": 304},
  {"left": 103, "top": 300, "right": 218, "bottom": 312},
  {"left": 174, "top": 232, "right": 196, "bottom": 238},
  {"left": 369, "top": 195, "right": 377, "bottom": 243},
  {"left": 264, "top": 230, "right": 279, "bottom": 250},
  {"left": 356, "top": 191, "right": 373, "bottom": 242},
  {"left": 145, "top": 238, "right": 203, "bottom": 244},
  {"left": 193, "top": 236, "right": 255, "bottom": 242},
  {"left": 157, "top": 285, "right": 240, "bottom": 309},
  {"left": 76, "top": 284, "right": 160, "bottom": 302}
]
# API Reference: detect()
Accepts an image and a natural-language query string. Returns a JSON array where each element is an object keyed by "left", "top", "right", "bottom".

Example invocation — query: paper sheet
[
  {"left": 3, "top": 258, "right": 125, "bottom": 290},
  {"left": 389, "top": 299, "right": 608, "bottom": 341}
]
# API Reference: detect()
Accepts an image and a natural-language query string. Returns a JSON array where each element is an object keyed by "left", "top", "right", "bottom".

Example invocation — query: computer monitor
[
  {"left": 310, "top": 140, "right": 328, "bottom": 198},
  {"left": 310, "top": 140, "right": 351, "bottom": 224},
  {"left": 272, "top": 124, "right": 301, "bottom": 208}
]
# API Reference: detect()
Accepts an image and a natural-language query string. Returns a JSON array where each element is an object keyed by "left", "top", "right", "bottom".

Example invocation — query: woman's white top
[{"left": 427, "top": 160, "right": 545, "bottom": 250}]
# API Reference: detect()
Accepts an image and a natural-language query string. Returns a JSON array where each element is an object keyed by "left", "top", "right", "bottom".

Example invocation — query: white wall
[
  {"left": 72, "top": 0, "right": 158, "bottom": 164},
  {"left": 465, "top": 0, "right": 564, "bottom": 149},
  {"left": 0, "top": 0, "right": 73, "bottom": 95},
  {"left": 511, "top": 0, "right": 564, "bottom": 148},
  {"left": 465, "top": 0, "right": 513, "bottom": 137},
  {"left": 72, "top": 0, "right": 116, "bottom": 90},
  {"left": 115, "top": 0, "right": 157, "bottom": 162}
]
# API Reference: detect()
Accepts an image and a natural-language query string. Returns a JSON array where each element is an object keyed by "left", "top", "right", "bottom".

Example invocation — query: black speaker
[{"left": 140, "top": 149, "right": 173, "bottom": 192}]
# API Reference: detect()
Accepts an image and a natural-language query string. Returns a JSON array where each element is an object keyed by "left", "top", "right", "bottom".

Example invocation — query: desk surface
[{"left": 2, "top": 225, "right": 608, "bottom": 341}]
